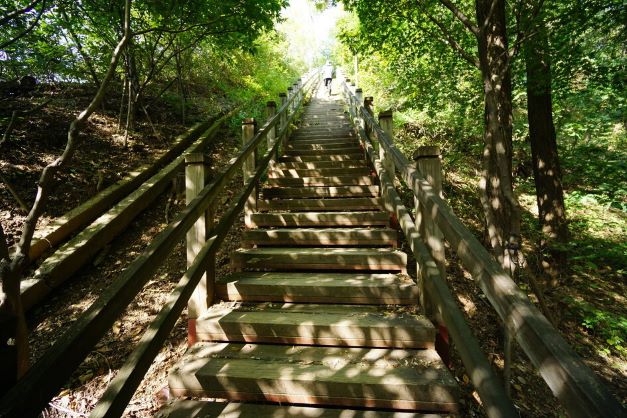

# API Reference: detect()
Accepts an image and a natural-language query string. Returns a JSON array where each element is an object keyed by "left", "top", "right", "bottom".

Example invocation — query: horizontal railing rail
[
  {"left": 0, "top": 70, "right": 318, "bottom": 418},
  {"left": 340, "top": 74, "right": 623, "bottom": 418}
]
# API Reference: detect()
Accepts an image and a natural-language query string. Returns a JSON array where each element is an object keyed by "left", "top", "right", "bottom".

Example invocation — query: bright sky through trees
[{"left": 277, "top": 0, "right": 343, "bottom": 66}]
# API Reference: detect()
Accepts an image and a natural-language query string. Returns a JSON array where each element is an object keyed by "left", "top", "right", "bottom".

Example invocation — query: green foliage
[
  {"left": 564, "top": 295, "right": 627, "bottom": 355},
  {"left": 334, "top": 0, "right": 626, "bottom": 363}
]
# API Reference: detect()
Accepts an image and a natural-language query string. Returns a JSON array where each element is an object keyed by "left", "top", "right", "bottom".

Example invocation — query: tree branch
[
  {"left": 0, "top": 0, "right": 42, "bottom": 26},
  {"left": 509, "top": 0, "right": 545, "bottom": 59},
  {"left": 0, "top": 0, "right": 46, "bottom": 49},
  {"left": 437, "top": 0, "right": 480, "bottom": 36},
  {"left": 15, "top": 0, "right": 133, "bottom": 260},
  {"left": 419, "top": 10, "right": 480, "bottom": 68},
  {"left": 480, "top": 0, "right": 498, "bottom": 33},
  {"left": 132, "top": 14, "right": 236, "bottom": 36}
]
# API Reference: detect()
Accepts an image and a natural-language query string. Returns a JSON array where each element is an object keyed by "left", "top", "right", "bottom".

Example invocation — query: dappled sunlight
[{"left": 164, "top": 89, "right": 462, "bottom": 416}]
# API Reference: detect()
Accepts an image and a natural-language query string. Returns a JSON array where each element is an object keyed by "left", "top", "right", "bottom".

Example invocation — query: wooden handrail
[
  {"left": 89, "top": 74, "right": 317, "bottom": 418},
  {"left": 0, "top": 70, "right": 318, "bottom": 418},
  {"left": 340, "top": 77, "right": 624, "bottom": 418},
  {"left": 350, "top": 110, "right": 517, "bottom": 418}
]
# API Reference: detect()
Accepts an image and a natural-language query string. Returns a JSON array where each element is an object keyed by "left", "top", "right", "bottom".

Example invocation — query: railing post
[
  {"left": 287, "top": 86, "right": 294, "bottom": 114},
  {"left": 355, "top": 88, "right": 364, "bottom": 132},
  {"left": 413, "top": 145, "right": 448, "bottom": 365},
  {"left": 364, "top": 96, "right": 374, "bottom": 140},
  {"left": 266, "top": 101, "right": 277, "bottom": 150},
  {"left": 278, "top": 92, "right": 288, "bottom": 154},
  {"left": 377, "top": 111, "right": 395, "bottom": 176},
  {"left": 297, "top": 79, "right": 303, "bottom": 103},
  {"left": 413, "top": 146, "right": 445, "bottom": 278},
  {"left": 185, "top": 153, "right": 213, "bottom": 345},
  {"left": 242, "top": 118, "right": 257, "bottom": 228}
]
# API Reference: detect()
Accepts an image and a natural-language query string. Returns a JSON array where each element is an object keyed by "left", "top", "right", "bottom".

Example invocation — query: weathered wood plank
[
  {"left": 265, "top": 175, "right": 374, "bottom": 187},
  {"left": 268, "top": 167, "right": 372, "bottom": 178},
  {"left": 352, "top": 91, "right": 625, "bottom": 417},
  {"left": 279, "top": 154, "right": 365, "bottom": 162},
  {"left": 231, "top": 247, "right": 407, "bottom": 272},
  {"left": 248, "top": 211, "right": 389, "bottom": 228},
  {"left": 0, "top": 71, "right": 319, "bottom": 418},
  {"left": 258, "top": 197, "right": 381, "bottom": 212},
  {"left": 285, "top": 147, "right": 362, "bottom": 156},
  {"left": 157, "top": 400, "right": 446, "bottom": 418},
  {"left": 216, "top": 272, "right": 418, "bottom": 304},
  {"left": 262, "top": 186, "right": 380, "bottom": 199},
  {"left": 169, "top": 343, "right": 458, "bottom": 412},
  {"left": 26, "top": 117, "right": 221, "bottom": 261},
  {"left": 288, "top": 138, "right": 358, "bottom": 146},
  {"left": 20, "top": 114, "right": 233, "bottom": 310},
  {"left": 195, "top": 302, "right": 435, "bottom": 348},
  {"left": 272, "top": 161, "right": 368, "bottom": 170},
  {"left": 287, "top": 142, "right": 360, "bottom": 150},
  {"left": 242, "top": 228, "right": 397, "bottom": 247}
]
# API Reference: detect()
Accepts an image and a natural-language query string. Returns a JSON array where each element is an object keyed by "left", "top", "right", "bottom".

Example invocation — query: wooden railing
[
  {"left": 0, "top": 70, "right": 318, "bottom": 418},
  {"left": 340, "top": 74, "right": 623, "bottom": 418}
]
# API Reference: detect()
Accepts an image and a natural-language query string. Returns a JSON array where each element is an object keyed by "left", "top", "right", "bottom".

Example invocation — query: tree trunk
[
  {"left": 524, "top": 14, "right": 568, "bottom": 283},
  {"left": 0, "top": 0, "right": 133, "bottom": 381},
  {"left": 475, "top": 0, "right": 522, "bottom": 270},
  {"left": 175, "top": 50, "right": 186, "bottom": 124}
]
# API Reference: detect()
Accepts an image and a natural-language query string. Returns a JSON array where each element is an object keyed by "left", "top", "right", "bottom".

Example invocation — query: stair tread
[
  {"left": 169, "top": 342, "right": 458, "bottom": 412},
  {"left": 242, "top": 228, "right": 397, "bottom": 246},
  {"left": 235, "top": 247, "right": 404, "bottom": 255},
  {"left": 265, "top": 175, "right": 374, "bottom": 186},
  {"left": 280, "top": 154, "right": 364, "bottom": 162},
  {"left": 216, "top": 272, "right": 417, "bottom": 304},
  {"left": 232, "top": 247, "right": 407, "bottom": 272},
  {"left": 157, "top": 400, "right": 449, "bottom": 418},
  {"left": 263, "top": 185, "right": 380, "bottom": 199},
  {"left": 249, "top": 211, "right": 389, "bottom": 227},
  {"left": 272, "top": 161, "right": 367, "bottom": 169},
  {"left": 258, "top": 197, "right": 381, "bottom": 212},
  {"left": 195, "top": 302, "right": 434, "bottom": 348}
]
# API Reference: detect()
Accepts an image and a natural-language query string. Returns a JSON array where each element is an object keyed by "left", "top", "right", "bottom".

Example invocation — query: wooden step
[
  {"left": 295, "top": 126, "right": 352, "bottom": 132},
  {"left": 265, "top": 175, "right": 374, "bottom": 187},
  {"left": 262, "top": 186, "right": 380, "bottom": 199},
  {"left": 299, "top": 123, "right": 350, "bottom": 128},
  {"left": 242, "top": 228, "right": 397, "bottom": 247},
  {"left": 302, "top": 114, "right": 348, "bottom": 120},
  {"left": 196, "top": 302, "right": 435, "bottom": 348},
  {"left": 248, "top": 211, "right": 389, "bottom": 228},
  {"left": 280, "top": 154, "right": 364, "bottom": 162},
  {"left": 284, "top": 147, "right": 362, "bottom": 156},
  {"left": 157, "top": 400, "right": 441, "bottom": 418},
  {"left": 231, "top": 247, "right": 407, "bottom": 272},
  {"left": 268, "top": 167, "right": 372, "bottom": 178},
  {"left": 288, "top": 138, "right": 358, "bottom": 146},
  {"left": 216, "top": 272, "right": 418, "bottom": 304},
  {"left": 291, "top": 134, "right": 355, "bottom": 140},
  {"left": 272, "top": 161, "right": 367, "bottom": 169},
  {"left": 168, "top": 342, "right": 459, "bottom": 412},
  {"left": 258, "top": 197, "right": 381, "bottom": 212},
  {"left": 287, "top": 142, "right": 360, "bottom": 150}
]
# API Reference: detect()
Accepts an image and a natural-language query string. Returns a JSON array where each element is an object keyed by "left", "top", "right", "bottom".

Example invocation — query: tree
[
  {"left": 0, "top": 0, "right": 133, "bottom": 389},
  {"left": 523, "top": 7, "right": 568, "bottom": 282},
  {"left": 0, "top": 0, "right": 289, "bottom": 390},
  {"left": 344, "top": 0, "right": 525, "bottom": 269}
]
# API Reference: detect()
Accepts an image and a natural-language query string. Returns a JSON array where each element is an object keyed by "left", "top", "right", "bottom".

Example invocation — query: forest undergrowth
[{"left": 395, "top": 120, "right": 626, "bottom": 416}]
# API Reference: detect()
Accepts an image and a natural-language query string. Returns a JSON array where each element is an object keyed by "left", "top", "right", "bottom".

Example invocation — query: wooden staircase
[{"left": 162, "top": 95, "right": 459, "bottom": 416}]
